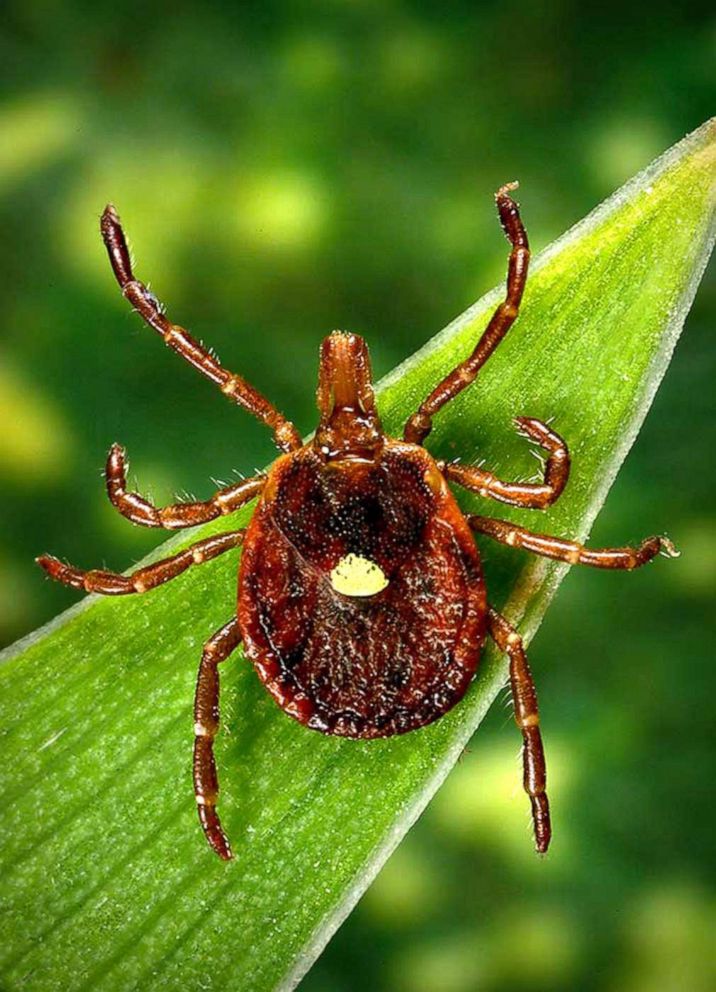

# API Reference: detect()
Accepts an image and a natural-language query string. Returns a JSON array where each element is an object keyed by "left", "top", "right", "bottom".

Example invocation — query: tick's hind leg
[
  {"left": 37, "top": 530, "right": 244, "bottom": 595},
  {"left": 469, "top": 516, "right": 679, "bottom": 569},
  {"left": 487, "top": 606, "right": 550, "bottom": 854},
  {"left": 193, "top": 616, "right": 242, "bottom": 860}
]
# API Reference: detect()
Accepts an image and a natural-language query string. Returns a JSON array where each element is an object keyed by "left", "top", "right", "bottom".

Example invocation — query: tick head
[{"left": 314, "top": 331, "right": 384, "bottom": 463}]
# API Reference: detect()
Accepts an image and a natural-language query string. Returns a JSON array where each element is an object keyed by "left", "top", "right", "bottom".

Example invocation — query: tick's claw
[
  {"left": 36, "top": 553, "right": 59, "bottom": 575},
  {"left": 659, "top": 536, "right": 680, "bottom": 558},
  {"left": 212, "top": 826, "right": 233, "bottom": 861},
  {"left": 496, "top": 180, "right": 519, "bottom": 199},
  {"left": 198, "top": 804, "right": 234, "bottom": 860},
  {"left": 215, "top": 838, "right": 233, "bottom": 861},
  {"left": 513, "top": 415, "right": 542, "bottom": 439}
]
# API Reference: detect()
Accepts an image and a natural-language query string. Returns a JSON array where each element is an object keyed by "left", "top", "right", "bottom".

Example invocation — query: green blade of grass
[{"left": 1, "top": 120, "right": 714, "bottom": 992}]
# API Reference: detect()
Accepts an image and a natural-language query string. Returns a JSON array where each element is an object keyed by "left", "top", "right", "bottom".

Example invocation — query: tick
[{"left": 37, "top": 184, "right": 677, "bottom": 860}]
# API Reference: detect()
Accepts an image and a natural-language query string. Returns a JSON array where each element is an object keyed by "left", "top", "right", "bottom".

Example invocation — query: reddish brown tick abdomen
[{"left": 239, "top": 442, "right": 487, "bottom": 738}]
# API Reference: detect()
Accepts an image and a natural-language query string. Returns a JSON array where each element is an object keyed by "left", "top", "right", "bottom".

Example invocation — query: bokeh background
[{"left": 1, "top": 2, "right": 714, "bottom": 990}]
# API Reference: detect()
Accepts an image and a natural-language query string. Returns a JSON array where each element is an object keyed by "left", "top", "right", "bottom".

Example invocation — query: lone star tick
[{"left": 37, "top": 184, "right": 678, "bottom": 860}]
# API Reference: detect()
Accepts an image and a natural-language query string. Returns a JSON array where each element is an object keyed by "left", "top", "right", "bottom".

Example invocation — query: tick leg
[
  {"left": 469, "top": 516, "right": 679, "bottom": 569},
  {"left": 36, "top": 530, "right": 244, "bottom": 595},
  {"left": 193, "top": 616, "right": 242, "bottom": 860},
  {"left": 441, "top": 418, "right": 569, "bottom": 509},
  {"left": 100, "top": 206, "right": 301, "bottom": 453},
  {"left": 487, "top": 607, "right": 550, "bottom": 853},
  {"left": 404, "top": 183, "right": 529, "bottom": 445},
  {"left": 106, "top": 444, "right": 264, "bottom": 529}
]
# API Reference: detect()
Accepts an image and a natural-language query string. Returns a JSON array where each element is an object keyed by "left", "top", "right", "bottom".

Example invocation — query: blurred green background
[{"left": 1, "top": 2, "right": 714, "bottom": 990}]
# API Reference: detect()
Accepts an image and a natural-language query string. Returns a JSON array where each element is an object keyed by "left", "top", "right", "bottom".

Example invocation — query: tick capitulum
[{"left": 37, "top": 184, "right": 678, "bottom": 860}]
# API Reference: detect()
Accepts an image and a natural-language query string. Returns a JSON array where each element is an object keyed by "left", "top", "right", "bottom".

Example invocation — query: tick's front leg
[
  {"left": 487, "top": 606, "right": 550, "bottom": 854},
  {"left": 442, "top": 418, "right": 569, "bottom": 509},
  {"left": 101, "top": 206, "right": 301, "bottom": 453},
  {"left": 404, "top": 183, "right": 529, "bottom": 445},
  {"left": 193, "top": 616, "right": 242, "bottom": 860},
  {"left": 469, "top": 516, "right": 678, "bottom": 569}
]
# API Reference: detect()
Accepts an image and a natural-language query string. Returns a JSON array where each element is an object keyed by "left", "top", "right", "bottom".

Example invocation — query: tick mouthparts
[{"left": 317, "top": 331, "right": 376, "bottom": 416}]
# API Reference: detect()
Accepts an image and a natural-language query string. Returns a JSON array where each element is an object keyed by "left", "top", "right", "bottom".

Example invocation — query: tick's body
[
  {"left": 241, "top": 440, "right": 486, "bottom": 739},
  {"left": 38, "top": 185, "right": 676, "bottom": 861}
]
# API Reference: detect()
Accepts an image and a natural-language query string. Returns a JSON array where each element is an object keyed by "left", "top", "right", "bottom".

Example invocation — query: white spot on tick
[{"left": 330, "top": 553, "right": 389, "bottom": 597}]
